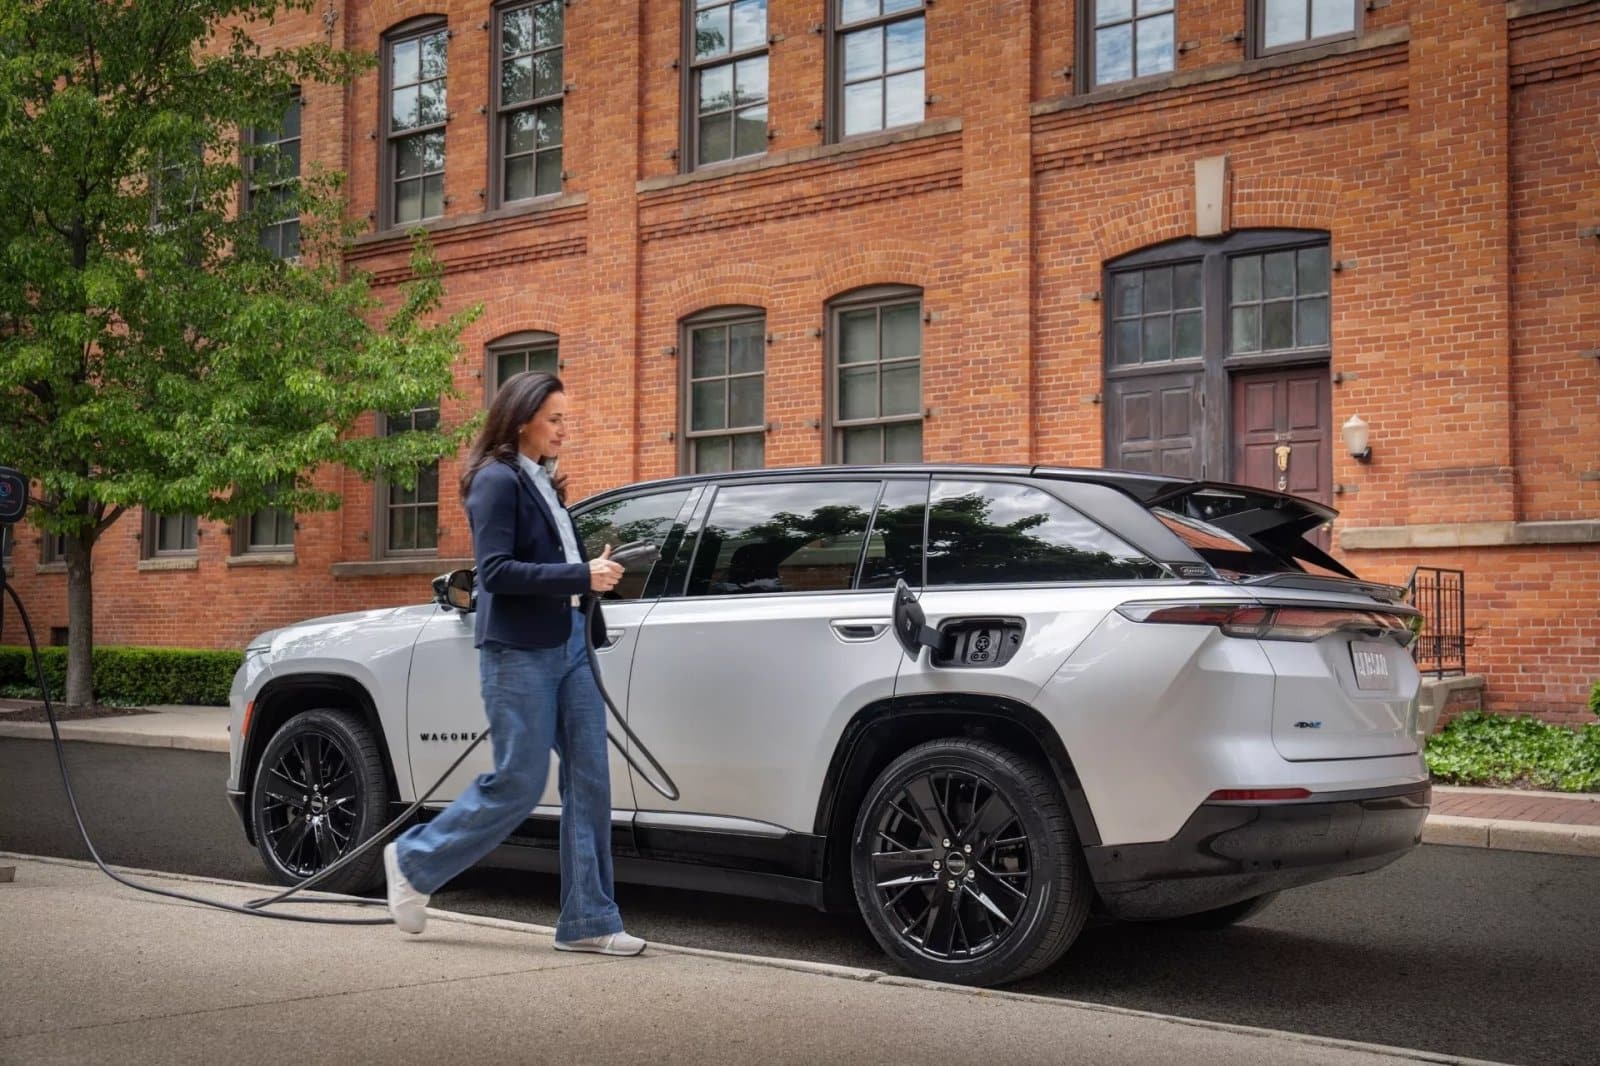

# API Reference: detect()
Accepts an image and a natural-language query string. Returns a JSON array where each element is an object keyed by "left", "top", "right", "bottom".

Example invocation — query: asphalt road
[{"left": 3, "top": 738, "right": 1595, "bottom": 1066}]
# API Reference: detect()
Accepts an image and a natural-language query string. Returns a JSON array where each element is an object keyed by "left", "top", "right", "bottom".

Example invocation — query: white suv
[{"left": 227, "top": 465, "right": 1430, "bottom": 986}]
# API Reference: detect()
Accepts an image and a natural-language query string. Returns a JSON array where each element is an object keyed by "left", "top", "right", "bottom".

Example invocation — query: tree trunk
[{"left": 64, "top": 530, "right": 94, "bottom": 709}]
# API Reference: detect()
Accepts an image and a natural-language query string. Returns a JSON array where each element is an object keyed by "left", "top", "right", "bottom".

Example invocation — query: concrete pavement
[
  {"left": 0, "top": 855, "right": 1508, "bottom": 1066},
  {"left": 2, "top": 703, "right": 1596, "bottom": 859}
]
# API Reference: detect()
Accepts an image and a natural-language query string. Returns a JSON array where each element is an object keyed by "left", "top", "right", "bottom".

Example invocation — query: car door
[
  {"left": 622, "top": 477, "right": 912, "bottom": 834},
  {"left": 404, "top": 486, "right": 694, "bottom": 817}
]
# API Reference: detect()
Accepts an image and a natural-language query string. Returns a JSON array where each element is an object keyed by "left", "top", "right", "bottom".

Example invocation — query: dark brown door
[
  {"left": 1105, "top": 371, "right": 1204, "bottom": 479},
  {"left": 1230, "top": 367, "right": 1331, "bottom": 507}
]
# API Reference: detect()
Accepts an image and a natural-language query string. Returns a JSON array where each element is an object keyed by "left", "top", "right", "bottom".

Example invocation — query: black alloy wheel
[
  {"left": 251, "top": 708, "right": 389, "bottom": 895},
  {"left": 851, "top": 738, "right": 1090, "bottom": 987}
]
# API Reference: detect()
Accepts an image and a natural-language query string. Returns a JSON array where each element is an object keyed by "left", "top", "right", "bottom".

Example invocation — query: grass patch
[{"left": 1425, "top": 710, "right": 1600, "bottom": 793}]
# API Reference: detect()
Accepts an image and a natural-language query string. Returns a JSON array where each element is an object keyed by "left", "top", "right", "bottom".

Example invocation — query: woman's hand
[{"left": 589, "top": 544, "right": 624, "bottom": 593}]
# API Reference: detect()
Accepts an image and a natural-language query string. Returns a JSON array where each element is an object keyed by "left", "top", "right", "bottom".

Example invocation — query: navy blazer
[{"left": 465, "top": 459, "right": 605, "bottom": 650}]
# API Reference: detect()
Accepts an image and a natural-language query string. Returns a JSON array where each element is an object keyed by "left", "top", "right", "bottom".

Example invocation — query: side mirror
[
  {"left": 432, "top": 568, "right": 477, "bottom": 613},
  {"left": 892, "top": 579, "right": 944, "bottom": 661}
]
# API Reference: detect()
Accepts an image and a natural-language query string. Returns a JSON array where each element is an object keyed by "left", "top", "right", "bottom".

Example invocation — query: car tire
[
  {"left": 850, "top": 737, "right": 1091, "bottom": 987},
  {"left": 1154, "top": 892, "right": 1280, "bottom": 930},
  {"left": 251, "top": 708, "right": 390, "bottom": 895}
]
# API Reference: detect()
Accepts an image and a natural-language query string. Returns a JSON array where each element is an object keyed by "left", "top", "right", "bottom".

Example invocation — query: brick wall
[{"left": 5, "top": 0, "right": 1596, "bottom": 720}]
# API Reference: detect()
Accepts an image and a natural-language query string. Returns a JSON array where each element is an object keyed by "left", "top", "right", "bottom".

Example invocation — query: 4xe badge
[{"left": 1294, "top": 721, "right": 1323, "bottom": 729}]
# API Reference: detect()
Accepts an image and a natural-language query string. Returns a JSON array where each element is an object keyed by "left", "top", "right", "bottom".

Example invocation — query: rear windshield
[{"left": 1153, "top": 508, "right": 1341, "bottom": 580}]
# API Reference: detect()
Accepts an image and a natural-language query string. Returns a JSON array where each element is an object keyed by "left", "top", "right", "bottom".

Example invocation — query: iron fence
[{"left": 1405, "top": 566, "right": 1466, "bottom": 679}]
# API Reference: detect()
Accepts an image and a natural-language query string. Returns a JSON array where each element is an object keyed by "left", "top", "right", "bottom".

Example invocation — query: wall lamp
[{"left": 1342, "top": 415, "right": 1372, "bottom": 463}]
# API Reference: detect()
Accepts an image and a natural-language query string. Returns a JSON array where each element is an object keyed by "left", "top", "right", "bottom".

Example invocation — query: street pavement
[{"left": 2, "top": 738, "right": 1597, "bottom": 1065}]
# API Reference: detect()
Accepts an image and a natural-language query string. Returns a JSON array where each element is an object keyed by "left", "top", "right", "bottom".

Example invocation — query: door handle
[
  {"left": 830, "top": 618, "right": 890, "bottom": 643},
  {"left": 602, "top": 627, "right": 626, "bottom": 646}
]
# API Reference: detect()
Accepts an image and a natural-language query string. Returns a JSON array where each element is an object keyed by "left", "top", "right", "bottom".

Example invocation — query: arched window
[
  {"left": 827, "top": 285, "right": 923, "bottom": 464},
  {"left": 486, "top": 331, "right": 560, "bottom": 399},
  {"left": 681, "top": 306, "right": 766, "bottom": 473}
]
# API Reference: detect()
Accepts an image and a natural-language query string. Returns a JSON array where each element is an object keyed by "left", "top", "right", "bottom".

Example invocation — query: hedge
[{"left": 0, "top": 645, "right": 242, "bottom": 706}]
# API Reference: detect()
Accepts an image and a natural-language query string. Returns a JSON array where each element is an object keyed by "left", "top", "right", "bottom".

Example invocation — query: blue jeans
[{"left": 394, "top": 609, "right": 624, "bottom": 941}]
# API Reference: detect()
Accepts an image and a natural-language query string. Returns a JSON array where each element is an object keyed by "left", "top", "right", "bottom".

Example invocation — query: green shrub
[
  {"left": 0, "top": 645, "right": 241, "bottom": 706},
  {"left": 1425, "top": 710, "right": 1600, "bottom": 793},
  {"left": 1589, "top": 679, "right": 1599, "bottom": 718}
]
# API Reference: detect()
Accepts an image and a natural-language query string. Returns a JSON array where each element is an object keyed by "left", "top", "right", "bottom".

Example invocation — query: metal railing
[{"left": 1405, "top": 566, "right": 1466, "bottom": 679}]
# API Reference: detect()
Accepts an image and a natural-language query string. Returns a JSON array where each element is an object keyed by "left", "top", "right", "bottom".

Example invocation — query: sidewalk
[
  {"left": 1, "top": 704, "right": 1598, "bottom": 858},
  {"left": 0, "top": 855, "right": 1506, "bottom": 1066}
]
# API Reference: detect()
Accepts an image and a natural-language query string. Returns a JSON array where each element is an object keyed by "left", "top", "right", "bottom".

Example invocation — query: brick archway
[
  {"left": 817, "top": 242, "right": 934, "bottom": 299},
  {"left": 659, "top": 263, "right": 774, "bottom": 323},
  {"left": 365, "top": 2, "right": 446, "bottom": 36},
  {"left": 1090, "top": 176, "right": 1344, "bottom": 264}
]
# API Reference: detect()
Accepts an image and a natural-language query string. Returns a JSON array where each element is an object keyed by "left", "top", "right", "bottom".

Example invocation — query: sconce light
[{"left": 1342, "top": 414, "right": 1372, "bottom": 463}]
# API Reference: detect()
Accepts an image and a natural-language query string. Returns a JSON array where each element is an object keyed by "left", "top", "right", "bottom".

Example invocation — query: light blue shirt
[{"left": 516, "top": 453, "right": 582, "bottom": 566}]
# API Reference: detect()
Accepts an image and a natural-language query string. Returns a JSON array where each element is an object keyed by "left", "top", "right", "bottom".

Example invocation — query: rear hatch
[{"left": 1147, "top": 484, "right": 1422, "bottom": 761}]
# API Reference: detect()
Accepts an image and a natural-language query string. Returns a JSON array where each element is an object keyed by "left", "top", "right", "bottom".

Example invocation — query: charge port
[{"left": 932, "top": 618, "right": 1024, "bottom": 669}]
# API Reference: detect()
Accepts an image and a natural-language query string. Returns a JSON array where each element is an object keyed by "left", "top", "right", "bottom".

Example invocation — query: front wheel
[
  {"left": 850, "top": 738, "right": 1091, "bottom": 987},
  {"left": 251, "top": 708, "right": 390, "bottom": 894}
]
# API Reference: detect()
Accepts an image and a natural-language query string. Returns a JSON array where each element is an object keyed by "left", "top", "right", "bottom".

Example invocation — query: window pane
[
  {"left": 844, "top": 80, "right": 883, "bottom": 136},
  {"left": 1262, "top": 302, "right": 1294, "bottom": 349},
  {"left": 1297, "top": 246, "right": 1330, "bottom": 295},
  {"left": 881, "top": 363, "right": 921, "bottom": 417},
  {"left": 535, "top": 1, "right": 563, "bottom": 47},
  {"left": 1264, "top": 0, "right": 1306, "bottom": 47},
  {"left": 692, "top": 325, "right": 728, "bottom": 378},
  {"left": 884, "top": 421, "right": 922, "bottom": 462},
  {"left": 539, "top": 104, "right": 563, "bottom": 148},
  {"left": 507, "top": 110, "right": 536, "bottom": 155},
  {"left": 859, "top": 478, "right": 927, "bottom": 589},
  {"left": 840, "top": 365, "right": 878, "bottom": 420},
  {"left": 391, "top": 38, "right": 419, "bottom": 83},
  {"left": 395, "top": 178, "right": 422, "bottom": 223},
  {"left": 881, "top": 302, "right": 921, "bottom": 359},
  {"left": 1138, "top": 0, "right": 1175, "bottom": 12},
  {"left": 688, "top": 481, "right": 878, "bottom": 597},
  {"left": 1173, "top": 261, "right": 1202, "bottom": 309},
  {"left": 692, "top": 380, "right": 728, "bottom": 431},
  {"left": 883, "top": 0, "right": 921, "bottom": 13},
  {"left": 422, "top": 174, "right": 444, "bottom": 219},
  {"left": 839, "top": 308, "right": 878, "bottom": 364},
  {"left": 1142, "top": 316, "right": 1172, "bottom": 362},
  {"left": 573, "top": 489, "right": 690, "bottom": 600},
  {"left": 505, "top": 154, "right": 533, "bottom": 200},
  {"left": 885, "top": 18, "right": 923, "bottom": 73},
  {"left": 732, "top": 0, "right": 768, "bottom": 51},
  {"left": 498, "top": 351, "right": 529, "bottom": 385},
  {"left": 421, "top": 32, "right": 447, "bottom": 79},
  {"left": 927, "top": 481, "right": 1163, "bottom": 586},
  {"left": 389, "top": 507, "right": 415, "bottom": 551},
  {"left": 1297, "top": 297, "right": 1330, "bottom": 348},
  {"left": 699, "top": 64, "right": 734, "bottom": 113},
  {"left": 1231, "top": 306, "right": 1261, "bottom": 352},
  {"left": 1174, "top": 310, "right": 1203, "bottom": 358},
  {"left": 1143, "top": 267, "right": 1172, "bottom": 312},
  {"left": 418, "top": 80, "right": 446, "bottom": 126},
  {"left": 1098, "top": 0, "right": 1133, "bottom": 24},
  {"left": 1311, "top": 0, "right": 1355, "bottom": 38},
  {"left": 533, "top": 50, "right": 563, "bottom": 99},
  {"left": 280, "top": 220, "right": 300, "bottom": 258},
  {"left": 503, "top": 56, "right": 532, "bottom": 105},
  {"left": 729, "top": 321, "right": 765, "bottom": 373},
  {"left": 734, "top": 105, "right": 767, "bottom": 157},
  {"left": 391, "top": 85, "right": 419, "bottom": 130},
  {"left": 729, "top": 375, "right": 763, "bottom": 428},
  {"left": 844, "top": 27, "right": 883, "bottom": 80},
  {"left": 842, "top": 0, "right": 879, "bottom": 24},
  {"left": 535, "top": 150, "right": 563, "bottom": 196},
  {"left": 416, "top": 505, "right": 438, "bottom": 550},
  {"left": 1137, "top": 12, "right": 1175, "bottom": 77},
  {"left": 1263, "top": 251, "right": 1295, "bottom": 299},
  {"left": 698, "top": 114, "right": 733, "bottom": 165},
  {"left": 736, "top": 56, "right": 768, "bottom": 104},
  {"left": 1114, "top": 320, "right": 1141, "bottom": 365},
  {"left": 696, "top": 5, "right": 731, "bottom": 59},
  {"left": 884, "top": 70, "right": 924, "bottom": 129},
  {"left": 1113, "top": 272, "right": 1141, "bottom": 316},
  {"left": 1231, "top": 256, "right": 1261, "bottom": 302},
  {"left": 503, "top": 7, "right": 532, "bottom": 55},
  {"left": 1096, "top": 24, "right": 1134, "bottom": 85},
  {"left": 842, "top": 426, "right": 880, "bottom": 464},
  {"left": 695, "top": 437, "right": 731, "bottom": 473},
  {"left": 732, "top": 432, "right": 765, "bottom": 470}
]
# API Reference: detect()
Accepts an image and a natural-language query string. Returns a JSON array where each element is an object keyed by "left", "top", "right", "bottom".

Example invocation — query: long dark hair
[{"left": 459, "top": 371, "right": 566, "bottom": 502}]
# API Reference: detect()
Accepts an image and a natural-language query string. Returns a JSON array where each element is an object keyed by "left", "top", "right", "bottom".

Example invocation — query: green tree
[{"left": 0, "top": 1, "right": 478, "bottom": 706}]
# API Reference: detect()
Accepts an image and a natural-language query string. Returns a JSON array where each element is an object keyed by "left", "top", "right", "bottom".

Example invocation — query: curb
[
  {"left": 1422, "top": 815, "right": 1600, "bottom": 859},
  {"left": 2, "top": 851, "right": 1512, "bottom": 1066},
  {"left": 0, "top": 720, "right": 229, "bottom": 753},
  {"left": 1432, "top": 784, "right": 1600, "bottom": 804}
]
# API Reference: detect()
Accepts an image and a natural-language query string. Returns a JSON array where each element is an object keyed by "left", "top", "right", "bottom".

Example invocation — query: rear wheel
[
  {"left": 1155, "top": 892, "right": 1279, "bottom": 930},
  {"left": 850, "top": 738, "right": 1091, "bottom": 987},
  {"left": 250, "top": 708, "right": 389, "bottom": 894}
]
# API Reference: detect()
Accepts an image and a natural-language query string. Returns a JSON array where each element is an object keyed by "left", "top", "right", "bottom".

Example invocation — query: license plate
[{"left": 1350, "top": 641, "right": 1395, "bottom": 691}]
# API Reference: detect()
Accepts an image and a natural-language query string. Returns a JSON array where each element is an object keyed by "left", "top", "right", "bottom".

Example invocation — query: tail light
[
  {"left": 1208, "top": 788, "right": 1313, "bottom": 802},
  {"left": 1116, "top": 602, "right": 1417, "bottom": 644}
]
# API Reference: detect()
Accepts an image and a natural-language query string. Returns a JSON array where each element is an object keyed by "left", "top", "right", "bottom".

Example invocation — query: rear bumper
[{"left": 1085, "top": 782, "right": 1430, "bottom": 921}]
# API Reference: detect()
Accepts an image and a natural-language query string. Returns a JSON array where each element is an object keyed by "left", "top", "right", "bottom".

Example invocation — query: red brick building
[{"left": 4, "top": 0, "right": 1597, "bottom": 720}]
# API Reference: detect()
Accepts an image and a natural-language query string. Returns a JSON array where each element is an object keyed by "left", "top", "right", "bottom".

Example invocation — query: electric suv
[{"left": 226, "top": 465, "right": 1430, "bottom": 986}]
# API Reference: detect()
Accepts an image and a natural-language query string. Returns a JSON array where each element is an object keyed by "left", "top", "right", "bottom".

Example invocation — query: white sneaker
[
  {"left": 553, "top": 930, "right": 647, "bottom": 957},
  {"left": 383, "top": 843, "right": 429, "bottom": 934}
]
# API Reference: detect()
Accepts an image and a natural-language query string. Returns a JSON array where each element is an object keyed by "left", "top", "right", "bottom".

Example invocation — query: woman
[{"left": 383, "top": 371, "right": 643, "bottom": 956}]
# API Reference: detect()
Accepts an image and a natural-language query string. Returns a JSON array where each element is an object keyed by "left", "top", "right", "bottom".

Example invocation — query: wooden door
[
  {"left": 1105, "top": 371, "right": 1204, "bottom": 479},
  {"left": 1230, "top": 367, "right": 1331, "bottom": 507}
]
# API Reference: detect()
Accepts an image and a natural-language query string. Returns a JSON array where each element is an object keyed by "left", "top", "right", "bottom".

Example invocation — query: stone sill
[
  {"left": 226, "top": 552, "right": 297, "bottom": 568},
  {"left": 331, "top": 557, "right": 471, "bottom": 579},
  {"left": 138, "top": 557, "right": 199, "bottom": 572},
  {"left": 1507, "top": 0, "right": 1592, "bottom": 19},
  {"left": 1341, "top": 520, "right": 1600, "bottom": 550},
  {"left": 637, "top": 117, "right": 963, "bottom": 196},
  {"left": 35, "top": 563, "right": 67, "bottom": 575},
  {"left": 352, "top": 193, "right": 589, "bottom": 249},
  {"left": 1031, "top": 25, "right": 1410, "bottom": 118}
]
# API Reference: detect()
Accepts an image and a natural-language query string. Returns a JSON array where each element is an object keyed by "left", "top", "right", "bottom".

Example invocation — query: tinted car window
[
  {"left": 926, "top": 480, "right": 1166, "bottom": 586},
  {"left": 859, "top": 479, "right": 928, "bottom": 589},
  {"left": 685, "top": 481, "right": 880, "bottom": 597},
  {"left": 575, "top": 490, "right": 692, "bottom": 600}
]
